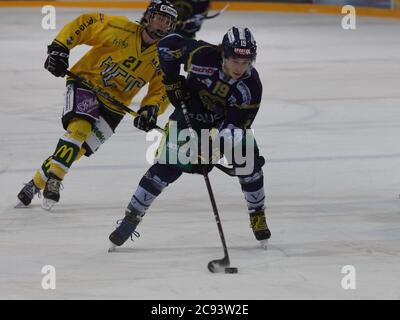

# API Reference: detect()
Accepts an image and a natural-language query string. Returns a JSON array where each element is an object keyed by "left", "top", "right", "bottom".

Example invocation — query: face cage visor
[{"left": 145, "top": 12, "right": 177, "bottom": 40}]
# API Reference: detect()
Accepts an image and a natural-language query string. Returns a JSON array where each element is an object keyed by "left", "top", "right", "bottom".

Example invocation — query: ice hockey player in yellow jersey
[{"left": 16, "top": 0, "right": 178, "bottom": 210}]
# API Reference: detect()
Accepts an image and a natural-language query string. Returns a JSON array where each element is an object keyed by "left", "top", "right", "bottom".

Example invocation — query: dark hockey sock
[
  {"left": 127, "top": 164, "right": 183, "bottom": 215},
  {"left": 239, "top": 169, "right": 265, "bottom": 211}
]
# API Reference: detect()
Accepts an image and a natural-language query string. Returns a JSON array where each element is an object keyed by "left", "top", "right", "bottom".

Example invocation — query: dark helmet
[
  {"left": 222, "top": 27, "right": 257, "bottom": 61},
  {"left": 170, "top": 0, "right": 193, "bottom": 22},
  {"left": 142, "top": 0, "right": 178, "bottom": 40}
]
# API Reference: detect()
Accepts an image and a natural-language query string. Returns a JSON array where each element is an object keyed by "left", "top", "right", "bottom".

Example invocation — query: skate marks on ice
[
  {"left": 2, "top": 163, "right": 150, "bottom": 175},
  {"left": 106, "top": 242, "right": 278, "bottom": 275},
  {"left": 4, "top": 202, "right": 126, "bottom": 215}
]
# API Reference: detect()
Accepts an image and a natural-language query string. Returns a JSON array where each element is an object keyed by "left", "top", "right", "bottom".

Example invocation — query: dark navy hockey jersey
[{"left": 158, "top": 33, "right": 263, "bottom": 131}]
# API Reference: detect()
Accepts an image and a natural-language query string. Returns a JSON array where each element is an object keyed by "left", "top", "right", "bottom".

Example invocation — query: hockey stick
[
  {"left": 181, "top": 103, "right": 238, "bottom": 274},
  {"left": 66, "top": 70, "right": 243, "bottom": 177},
  {"left": 182, "top": 3, "right": 230, "bottom": 25},
  {"left": 204, "top": 3, "right": 230, "bottom": 20}
]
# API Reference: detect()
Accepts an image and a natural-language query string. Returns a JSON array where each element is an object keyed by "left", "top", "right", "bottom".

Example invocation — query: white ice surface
[{"left": 0, "top": 8, "right": 400, "bottom": 299}]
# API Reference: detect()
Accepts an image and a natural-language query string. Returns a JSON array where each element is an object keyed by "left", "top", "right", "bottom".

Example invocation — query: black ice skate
[
  {"left": 42, "top": 173, "right": 62, "bottom": 211},
  {"left": 108, "top": 209, "right": 142, "bottom": 252},
  {"left": 15, "top": 180, "right": 41, "bottom": 207},
  {"left": 249, "top": 207, "right": 271, "bottom": 249}
]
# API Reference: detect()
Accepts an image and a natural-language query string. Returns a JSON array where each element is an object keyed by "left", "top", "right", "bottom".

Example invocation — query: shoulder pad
[{"left": 232, "top": 70, "right": 262, "bottom": 109}]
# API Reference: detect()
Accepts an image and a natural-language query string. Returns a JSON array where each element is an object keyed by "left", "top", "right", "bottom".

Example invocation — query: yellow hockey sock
[
  {"left": 32, "top": 170, "right": 47, "bottom": 190},
  {"left": 48, "top": 118, "right": 92, "bottom": 180}
]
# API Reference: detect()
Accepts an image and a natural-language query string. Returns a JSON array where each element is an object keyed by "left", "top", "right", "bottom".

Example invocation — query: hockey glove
[
  {"left": 179, "top": 14, "right": 205, "bottom": 35},
  {"left": 133, "top": 105, "right": 160, "bottom": 132},
  {"left": 163, "top": 75, "right": 190, "bottom": 109},
  {"left": 44, "top": 42, "right": 69, "bottom": 77}
]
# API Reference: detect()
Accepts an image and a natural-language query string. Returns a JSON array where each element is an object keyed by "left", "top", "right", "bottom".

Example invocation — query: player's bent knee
[
  {"left": 148, "top": 163, "right": 183, "bottom": 185},
  {"left": 66, "top": 118, "right": 92, "bottom": 143}
]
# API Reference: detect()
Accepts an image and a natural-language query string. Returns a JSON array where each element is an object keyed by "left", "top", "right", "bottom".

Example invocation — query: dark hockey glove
[
  {"left": 133, "top": 105, "right": 160, "bottom": 132},
  {"left": 44, "top": 42, "right": 69, "bottom": 77},
  {"left": 179, "top": 14, "right": 205, "bottom": 35},
  {"left": 163, "top": 75, "right": 190, "bottom": 109}
]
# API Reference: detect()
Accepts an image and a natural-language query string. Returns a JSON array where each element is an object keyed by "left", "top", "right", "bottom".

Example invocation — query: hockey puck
[{"left": 224, "top": 267, "right": 238, "bottom": 274}]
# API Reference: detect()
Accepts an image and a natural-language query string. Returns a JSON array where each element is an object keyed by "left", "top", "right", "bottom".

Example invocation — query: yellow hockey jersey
[{"left": 53, "top": 12, "right": 169, "bottom": 115}]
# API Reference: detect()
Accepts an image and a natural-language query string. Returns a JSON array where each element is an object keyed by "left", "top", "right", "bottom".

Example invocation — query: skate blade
[
  {"left": 108, "top": 242, "right": 118, "bottom": 252},
  {"left": 42, "top": 198, "right": 56, "bottom": 211},
  {"left": 14, "top": 201, "right": 28, "bottom": 208},
  {"left": 259, "top": 239, "right": 268, "bottom": 250}
]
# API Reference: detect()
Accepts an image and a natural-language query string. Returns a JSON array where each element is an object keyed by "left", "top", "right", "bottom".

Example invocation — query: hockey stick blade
[
  {"left": 208, "top": 259, "right": 238, "bottom": 274},
  {"left": 207, "top": 258, "right": 228, "bottom": 273},
  {"left": 204, "top": 3, "right": 230, "bottom": 20}
]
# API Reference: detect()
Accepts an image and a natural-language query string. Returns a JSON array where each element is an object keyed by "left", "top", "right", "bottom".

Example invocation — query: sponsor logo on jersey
[
  {"left": 158, "top": 47, "right": 183, "bottom": 60},
  {"left": 77, "top": 97, "right": 98, "bottom": 114},
  {"left": 112, "top": 38, "right": 128, "bottom": 48},
  {"left": 74, "top": 16, "right": 97, "bottom": 36},
  {"left": 92, "top": 125, "right": 106, "bottom": 143},
  {"left": 190, "top": 64, "right": 218, "bottom": 76},
  {"left": 66, "top": 36, "right": 74, "bottom": 46},
  {"left": 199, "top": 78, "right": 213, "bottom": 88}
]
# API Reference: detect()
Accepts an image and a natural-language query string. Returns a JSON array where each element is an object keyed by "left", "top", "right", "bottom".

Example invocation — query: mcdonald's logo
[
  {"left": 44, "top": 156, "right": 52, "bottom": 169},
  {"left": 54, "top": 145, "right": 75, "bottom": 164}
]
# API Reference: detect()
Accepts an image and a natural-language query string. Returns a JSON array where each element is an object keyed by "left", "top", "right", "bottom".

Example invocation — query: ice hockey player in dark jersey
[
  {"left": 109, "top": 26, "right": 271, "bottom": 250},
  {"left": 171, "top": 0, "right": 210, "bottom": 38},
  {"left": 143, "top": 0, "right": 210, "bottom": 38}
]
